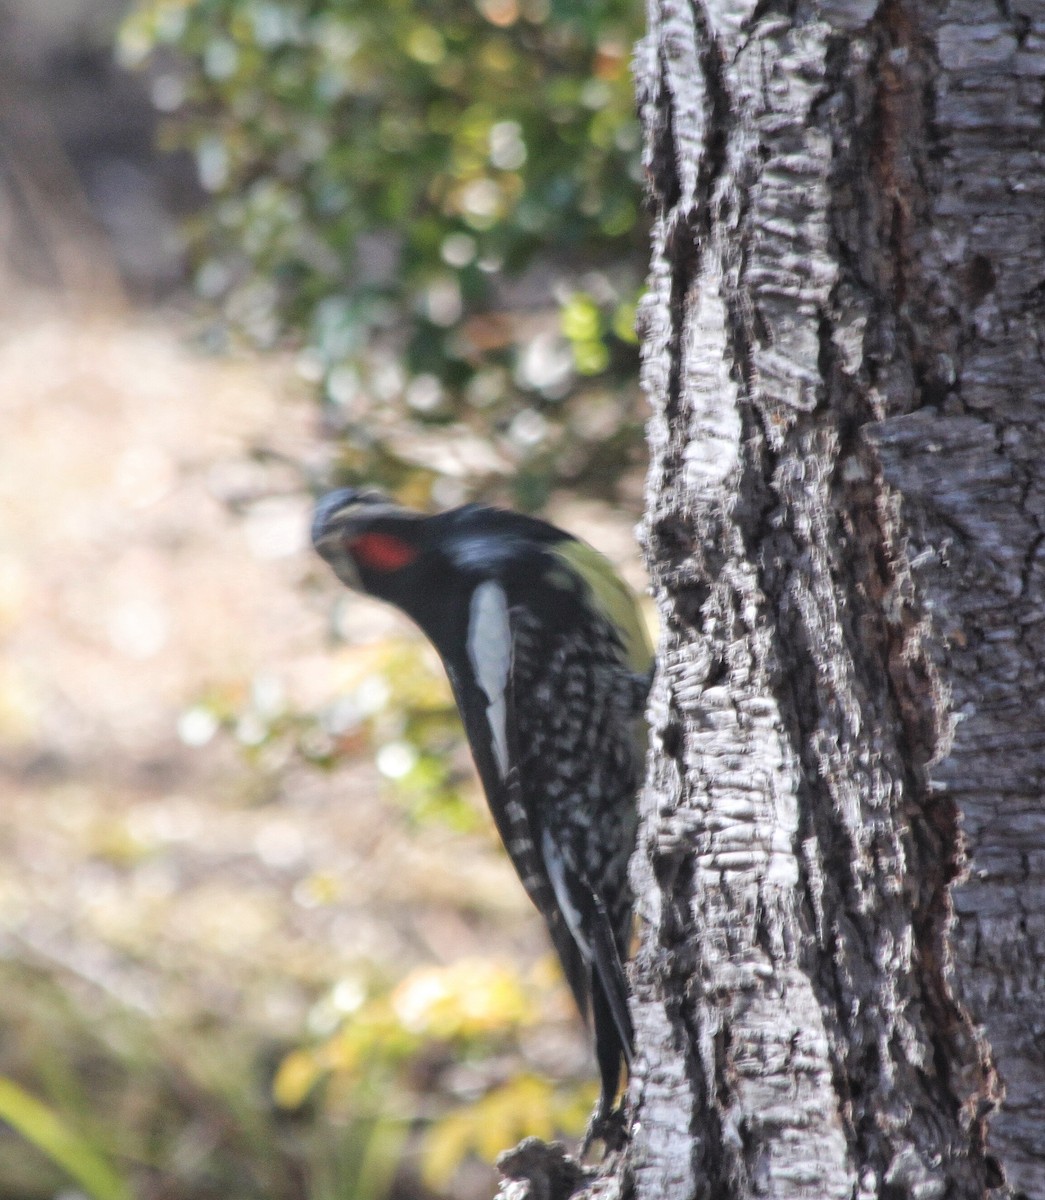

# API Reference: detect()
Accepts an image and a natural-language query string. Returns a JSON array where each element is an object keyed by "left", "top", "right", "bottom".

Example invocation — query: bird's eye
[{"left": 350, "top": 532, "right": 419, "bottom": 572}]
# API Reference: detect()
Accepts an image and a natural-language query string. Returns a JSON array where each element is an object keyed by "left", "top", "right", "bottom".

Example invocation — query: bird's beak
[{"left": 311, "top": 488, "right": 360, "bottom": 560}]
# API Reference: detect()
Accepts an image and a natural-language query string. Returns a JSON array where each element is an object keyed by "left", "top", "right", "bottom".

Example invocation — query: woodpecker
[{"left": 312, "top": 488, "right": 652, "bottom": 1137}]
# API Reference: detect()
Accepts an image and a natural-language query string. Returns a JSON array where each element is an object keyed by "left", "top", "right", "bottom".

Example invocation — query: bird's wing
[
  {"left": 587, "top": 886, "right": 634, "bottom": 1066},
  {"left": 447, "top": 579, "right": 592, "bottom": 1021},
  {"left": 503, "top": 760, "right": 593, "bottom": 1023},
  {"left": 539, "top": 827, "right": 633, "bottom": 1064}
]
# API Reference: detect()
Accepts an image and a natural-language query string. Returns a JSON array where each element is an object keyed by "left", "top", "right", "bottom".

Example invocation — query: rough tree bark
[{"left": 497, "top": 2, "right": 1043, "bottom": 1198}]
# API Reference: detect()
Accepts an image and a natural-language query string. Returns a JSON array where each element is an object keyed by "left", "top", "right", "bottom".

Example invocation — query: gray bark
[{"left": 497, "top": 1, "right": 1043, "bottom": 1197}]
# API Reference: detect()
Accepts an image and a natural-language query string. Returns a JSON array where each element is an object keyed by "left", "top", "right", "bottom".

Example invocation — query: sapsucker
[{"left": 312, "top": 488, "right": 652, "bottom": 1135}]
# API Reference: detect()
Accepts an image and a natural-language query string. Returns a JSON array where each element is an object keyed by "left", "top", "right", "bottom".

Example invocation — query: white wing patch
[{"left": 467, "top": 580, "right": 512, "bottom": 778}]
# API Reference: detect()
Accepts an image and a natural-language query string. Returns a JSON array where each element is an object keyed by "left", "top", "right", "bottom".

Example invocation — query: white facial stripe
[{"left": 467, "top": 580, "right": 512, "bottom": 778}]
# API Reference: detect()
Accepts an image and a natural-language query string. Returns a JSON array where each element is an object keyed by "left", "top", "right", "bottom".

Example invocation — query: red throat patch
[{"left": 350, "top": 532, "right": 419, "bottom": 572}]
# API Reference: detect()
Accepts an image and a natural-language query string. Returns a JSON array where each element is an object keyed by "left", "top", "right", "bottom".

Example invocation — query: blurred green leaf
[
  {"left": 0, "top": 1076, "right": 131, "bottom": 1200},
  {"left": 560, "top": 292, "right": 601, "bottom": 342}
]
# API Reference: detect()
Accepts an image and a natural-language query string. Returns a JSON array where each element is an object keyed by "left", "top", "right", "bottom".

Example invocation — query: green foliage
[
  {"left": 0, "top": 962, "right": 333, "bottom": 1199},
  {"left": 119, "top": 0, "right": 648, "bottom": 503},
  {"left": 180, "top": 636, "right": 481, "bottom": 831},
  {"left": 0, "top": 1077, "right": 130, "bottom": 1200},
  {"left": 339, "top": 640, "right": 482, "bottom": 831},
  {"left": 422, "top": 1074, "right": 593, "bottom": 1190},
  {"left": 274, "top": 959, "right": 592, "bottom": 1192}
]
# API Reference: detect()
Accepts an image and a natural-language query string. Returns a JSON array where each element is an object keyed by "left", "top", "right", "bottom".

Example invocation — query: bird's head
[{"left": 311, "top": 488, "right": 429, "bottom": 599}]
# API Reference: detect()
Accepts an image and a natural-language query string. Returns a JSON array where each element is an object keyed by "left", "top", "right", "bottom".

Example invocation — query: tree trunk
[
  {"left": 497, "top": 2, "right": 1043, "bottom": 1197},
  {"left": 629, "top": 0, "right": 1043, "bottom": 1196}
]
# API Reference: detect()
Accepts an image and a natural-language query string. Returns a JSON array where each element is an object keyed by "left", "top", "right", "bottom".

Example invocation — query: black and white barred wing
[{"left": 450, "top": 577, "right": 593, "bottom": 1020}]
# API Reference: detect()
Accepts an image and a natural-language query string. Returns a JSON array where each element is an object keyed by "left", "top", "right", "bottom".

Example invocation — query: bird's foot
[{"left": 580, "top": 1100, "right": 629, "bottom": 1159}]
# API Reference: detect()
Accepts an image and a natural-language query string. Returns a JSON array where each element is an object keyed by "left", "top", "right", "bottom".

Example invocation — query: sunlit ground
[{"left": 0, "top": 284, "right": 647, "bottom": 1197}]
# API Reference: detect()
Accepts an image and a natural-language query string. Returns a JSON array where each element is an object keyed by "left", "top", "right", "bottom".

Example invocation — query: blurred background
[{"left": 0, "top": 0, "right": 649, "bottom": 1196}]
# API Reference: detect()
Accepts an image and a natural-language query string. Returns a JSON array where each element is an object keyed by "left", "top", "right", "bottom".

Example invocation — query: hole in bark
[
  {"left": 703, "top": 658, "right": 727, "bottom": 688},
  {"left": 661, "top": 720, "right": 683, "bottom": 759},
  {"left": 963, "top": 253, "right": 996, "bottom": 305},
  {"left": 652, "top": 515, "right": 694, "bottom": 561},
  {"left": 983, "top": 1155, "right": 1004, "bottom": 1189},
  {"left": 678, "top": 584, "right": 710, "bottom": 628},
  {"left": 713, "top": 1024, "right": 732, "bottom": 1107}
]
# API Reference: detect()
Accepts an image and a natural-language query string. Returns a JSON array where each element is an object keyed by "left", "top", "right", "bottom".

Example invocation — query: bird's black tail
[{"left": 588, "top": 890, "right": 633, "bottom": 1127}]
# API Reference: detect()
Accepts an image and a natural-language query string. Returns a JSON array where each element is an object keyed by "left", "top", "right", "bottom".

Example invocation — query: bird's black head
[
  {"left": 311, "top": 487, "right": 433, "bottom": 603},
  {"left": 312, "top": 487, "right": 592, "bottom": 657}
]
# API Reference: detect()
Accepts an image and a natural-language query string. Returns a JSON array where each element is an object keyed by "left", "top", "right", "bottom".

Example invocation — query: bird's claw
[{"left": 580, "top": 1100, "right": 629, "bottom": 1158}]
